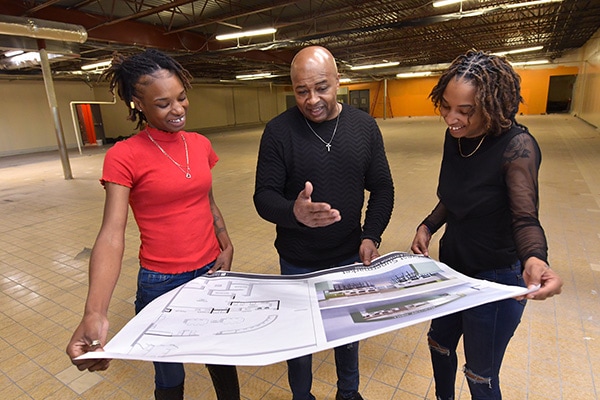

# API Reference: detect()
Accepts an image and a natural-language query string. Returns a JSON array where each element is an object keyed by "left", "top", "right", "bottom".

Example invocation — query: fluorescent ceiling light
[
  {"left": 8, "top": 51, "right": 63, "bottom": 67},
  {"left": 505, "top": 0, "right": 563, "bottom": 9},
  {"left": 81, "top": 59, "right": 112, "bottom": 71},
  {"left": 433, "top": 0, "right": 463, "bottom": 7},
  {"left": 9, "top": 52, "right": 41, "bottom": 65},
  {"left": 396, "top": 71, "right": 432, "bottom": 78},
  {"left": 216, "top": 28, "right": 276, "bottom": 41},
  {"left": 236, "top": 72, "right": 272, "bottom": 80},
  {"left": 339, "top": 78, "right": 352, "bottom": 83},
  {"left": 350, "top": 61, "right": 399, "bottom": 70},
  {"left": 435, "top": 0, "right": 562, "bottom": 9},
  {"left": 438, "top": 0, "right": 563, "bottom": 18},
  {"left": 492, "top": 46, "right": 544, "bottom": 56},
  {"left": 510, "top": 59, "right": 550, "bottom": 66},
  {"left": 5, "top": 50, "right": 24, "bottom": 57},
  {"left": 461, "top": 9, "right": 486, "bottom": 16}
]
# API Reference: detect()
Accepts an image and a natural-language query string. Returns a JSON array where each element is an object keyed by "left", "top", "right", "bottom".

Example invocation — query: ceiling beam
[
  {"left": 166, "top": 0, "right": 297, "bottom": 34},
  {"left": 89, "top": 0, "right": 198, "bottom": 30}
]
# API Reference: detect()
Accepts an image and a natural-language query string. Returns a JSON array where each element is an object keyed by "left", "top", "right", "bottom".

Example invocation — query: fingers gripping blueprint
[{"left": 78, "top": 252, "right": 532, "bottom": 366}]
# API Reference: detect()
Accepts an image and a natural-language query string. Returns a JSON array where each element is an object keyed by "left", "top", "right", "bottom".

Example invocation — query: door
[
  {"left": 350, "top": 89, "right": 370, "bottom": 113},
  {"left": 76, "top": 104, "right": 106, "bottom": 145}
]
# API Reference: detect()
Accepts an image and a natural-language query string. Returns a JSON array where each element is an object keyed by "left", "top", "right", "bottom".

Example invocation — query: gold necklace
[
  {"left": 458, "top": 135, "right": 486, "bottom": 158},
  {"left": 146, "top": 130, "right": 192, "bottom": 179}
]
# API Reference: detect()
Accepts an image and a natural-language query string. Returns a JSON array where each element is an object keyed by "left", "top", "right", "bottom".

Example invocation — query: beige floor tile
[
  {"left": 1, "top": 115, "right": 598, "bottom": 399},
  {"left": 397, "top": 371, "right": 431, "bottom": 398},
  {"left": 68, "top": 371, "right": 105, "bottom": 395}
]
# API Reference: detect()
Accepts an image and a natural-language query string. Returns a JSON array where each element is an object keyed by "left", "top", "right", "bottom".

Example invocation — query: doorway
[
  {"left": 76, "top": 104, "right": 106, "bottom": 145},
  {"left": 546, "top": 75, "right": 576, "bottom": 114},
  {"left": 350, "top": 89, "right": 370, "bottom": 114}
]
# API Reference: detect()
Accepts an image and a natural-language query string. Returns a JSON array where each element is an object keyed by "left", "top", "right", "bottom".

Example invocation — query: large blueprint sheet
[{"left": 78, "top": 252, "right": 532, "bottom": 366}]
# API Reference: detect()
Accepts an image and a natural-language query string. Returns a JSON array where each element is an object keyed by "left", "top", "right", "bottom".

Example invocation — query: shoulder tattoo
[{"left": 503, "top": 134, "right": 532, "bottom": 163}]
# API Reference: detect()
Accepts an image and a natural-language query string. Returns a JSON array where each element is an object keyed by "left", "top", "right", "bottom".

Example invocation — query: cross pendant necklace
[{"left": 304, "top": 104, "right": 341, "bottom": 152}]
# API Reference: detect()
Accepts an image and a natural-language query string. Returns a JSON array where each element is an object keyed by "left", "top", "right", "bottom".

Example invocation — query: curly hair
[
  {"left": 429, "top": 50, "right": 523, "bottom": 136},
  {"left": 102, "top": 48, "right": 193, "bottom": 129}
]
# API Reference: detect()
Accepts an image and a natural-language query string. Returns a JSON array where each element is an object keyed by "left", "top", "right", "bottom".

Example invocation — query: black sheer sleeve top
[{"left": 421, "top": 124, "right": 548, "bottom": 276}]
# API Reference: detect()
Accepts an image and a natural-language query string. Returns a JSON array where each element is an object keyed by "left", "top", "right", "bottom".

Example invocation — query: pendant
[
  {"left": 186, "top": 173, "right": 192, "bottom": 179},
  {"left": 326, "top": 143, "right": 331, "bottom": 152}
]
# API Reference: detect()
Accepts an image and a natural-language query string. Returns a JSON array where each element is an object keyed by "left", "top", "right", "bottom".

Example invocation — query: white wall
[
  {"left": 0, "top": 80, "right": 98, "bottom": 156},
  {"left": 97, "top": 83, "right": 285, "bottom": 140},
  {"left": 2, "top": 28, "right": 599, "bottom": 157},
  {"left": 572, "top": 28, "right": 600, "bottom": 128},
  {"left": 0, "top": 78, "right": 287, "bottom": 157}
]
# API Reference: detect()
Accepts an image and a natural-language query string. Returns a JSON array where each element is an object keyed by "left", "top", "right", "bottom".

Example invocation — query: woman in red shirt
[{"left": 66, "top": 49, "right": 239, "bottom": 400}]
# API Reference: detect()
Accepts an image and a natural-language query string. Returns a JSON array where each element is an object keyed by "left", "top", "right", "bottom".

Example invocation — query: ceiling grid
[{"left": 0, "top": 0, "right": 598, "bottom": 83}]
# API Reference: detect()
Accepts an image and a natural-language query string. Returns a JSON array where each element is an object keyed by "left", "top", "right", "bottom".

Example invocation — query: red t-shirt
[{"left": 101, "top": 126, "right": 220, "bottom": 273}]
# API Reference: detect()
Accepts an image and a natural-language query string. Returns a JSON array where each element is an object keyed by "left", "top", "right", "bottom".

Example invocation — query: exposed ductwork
[
  {"left": 0, "top": 15, "right": 86, "bottom": 71},
  {"left": 0, "top": 14, "right": 87, "bottom": 43},
  {"left": 0, "top": 15, "right": 88, "bottom": 180}
]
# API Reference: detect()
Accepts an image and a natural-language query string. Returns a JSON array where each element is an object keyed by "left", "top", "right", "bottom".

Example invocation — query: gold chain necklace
[
  {"left": 303, "top": 103, "right": 341, "bottom": 152},
  {"left": 458, "top": 135, "right": 486, "bottom": 158},
  {"left": 145, "top": 130, "right": 192, "bottom": 179}
]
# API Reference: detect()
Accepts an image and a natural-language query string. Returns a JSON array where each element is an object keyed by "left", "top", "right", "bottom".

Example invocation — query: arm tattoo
[
  {"left": 503, "top": 134, "right": 531, "bottom": 163},
  {"left": 213, "top": 213, "right": 226, "bottom": 234}
]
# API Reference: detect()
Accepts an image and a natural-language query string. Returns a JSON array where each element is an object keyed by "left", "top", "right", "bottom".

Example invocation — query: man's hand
[
  {"left": 293, "top": 181, "right": 341, "bottom": 228},
  {"left": 360, "top": 239, "right": 379, "bottom": 266}
]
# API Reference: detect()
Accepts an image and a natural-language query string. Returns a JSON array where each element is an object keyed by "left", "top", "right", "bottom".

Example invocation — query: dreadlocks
[
  {"left": 429, "top": 50, "right": 523, "bottom": 137},
  {"left": 102, "top": 49, "right": 193, "bottom": 130}
]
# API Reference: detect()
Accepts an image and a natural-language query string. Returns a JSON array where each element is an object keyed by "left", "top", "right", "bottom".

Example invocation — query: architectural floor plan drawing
[
  {"left": 78, "top": 252, "right": 534, "bottom": 366},
  {"left": 102, "top": 275, "right": 320, "bottom": 365}
]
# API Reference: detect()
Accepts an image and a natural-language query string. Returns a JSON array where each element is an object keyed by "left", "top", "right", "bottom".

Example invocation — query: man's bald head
[
  {"left": 290, "top": 46, "right": 340, "bottom": 123},
  {"left": 290, "top": 46, "right": 338, "bottom": 84}
]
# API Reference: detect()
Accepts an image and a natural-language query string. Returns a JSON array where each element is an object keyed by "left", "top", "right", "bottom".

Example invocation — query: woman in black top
[{"left": 411, "top": 50, "right": 562, "bottom": 400}]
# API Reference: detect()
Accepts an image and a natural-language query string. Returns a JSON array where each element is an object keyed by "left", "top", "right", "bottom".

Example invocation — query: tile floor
[{"left": 0, "top": 114, "right": 599, "bottom": 399}]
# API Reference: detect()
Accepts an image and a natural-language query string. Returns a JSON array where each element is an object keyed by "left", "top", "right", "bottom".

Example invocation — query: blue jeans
[
  {"left": 428, "top": 262, "right": 526, "bottom": 400},
  {"left": 280, "top": 255, "right": 361, "bottom": 400},
  {"left": 135, "top": 261, "right": 239, "bottom": 398}
]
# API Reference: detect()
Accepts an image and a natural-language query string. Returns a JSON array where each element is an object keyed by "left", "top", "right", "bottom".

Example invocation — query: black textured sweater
[{"left": 254, "top": 104, "right": 395, "bottom": 269}]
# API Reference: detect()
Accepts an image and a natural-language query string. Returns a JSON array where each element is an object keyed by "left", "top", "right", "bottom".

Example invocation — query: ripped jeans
[{"left": 427, "top": 262, "right": 526, "bottom": 400}]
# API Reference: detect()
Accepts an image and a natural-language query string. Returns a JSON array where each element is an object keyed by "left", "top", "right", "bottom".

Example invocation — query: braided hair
[
  {"left": 102, "top": 49, "right": 193, "bottom": 130},
  {"left": 430, "top": 50, "right": 523, "bottom": 137}
]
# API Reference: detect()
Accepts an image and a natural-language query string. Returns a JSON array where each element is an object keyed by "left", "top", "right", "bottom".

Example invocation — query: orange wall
[
  {"left": 342, "top": 66, "right": 579, "bottom": 118},
  {"left": 517, "top": 66, "right": 578, "bottom": 114}
]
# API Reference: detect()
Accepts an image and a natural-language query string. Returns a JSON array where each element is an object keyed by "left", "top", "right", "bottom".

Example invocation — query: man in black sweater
[{"left": 253, "top": 46, "right": 394, "bottom": 400}]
